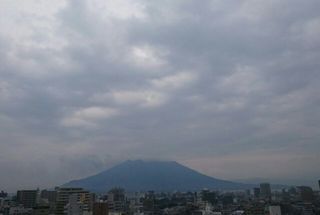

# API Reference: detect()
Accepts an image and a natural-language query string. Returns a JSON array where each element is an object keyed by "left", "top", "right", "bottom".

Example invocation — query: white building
[
  {"left": 9, "top": 205, "right": 32, "bottom": 215},
  {"left": 64, "top": 193, "right": 93, "bottom": 215},
  {"left": 269, "top": 206, "right": 281, "bottom": 215}
]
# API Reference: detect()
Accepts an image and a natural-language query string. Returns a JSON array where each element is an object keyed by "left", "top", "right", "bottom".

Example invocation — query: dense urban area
[{"left": 1, "top": 181, "right": 320, "bottom": 215}]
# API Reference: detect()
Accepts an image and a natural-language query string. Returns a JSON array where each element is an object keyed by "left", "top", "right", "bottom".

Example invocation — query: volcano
[{"left": 63, "top": 160, "right": 249, "bottom": 192}]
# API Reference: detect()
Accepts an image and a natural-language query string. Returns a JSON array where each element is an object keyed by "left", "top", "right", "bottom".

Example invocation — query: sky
[{"left": 0, "top": 0, "right": 320, "bottom": 192}]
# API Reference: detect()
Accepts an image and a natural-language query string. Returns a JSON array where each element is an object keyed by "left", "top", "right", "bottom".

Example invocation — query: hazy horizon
[
  {"left": 1, "top": 0, "right": 320, "bottom": 192},
  {"left": 2, "top": 159, "right": 319, "bottom": 193}
]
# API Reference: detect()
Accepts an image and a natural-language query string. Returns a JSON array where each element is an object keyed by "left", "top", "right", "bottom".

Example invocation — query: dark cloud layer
[{"left": 1, "top": 0, "right": 320, "bottom": 191}]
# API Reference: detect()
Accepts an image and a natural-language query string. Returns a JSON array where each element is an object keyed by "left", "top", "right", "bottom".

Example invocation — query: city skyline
[
  {"left": 1, "top": 159, "right": 320, "bottom": 193},
  {"left": 1, "top": 0, "right": 320, "bottom": 192}
]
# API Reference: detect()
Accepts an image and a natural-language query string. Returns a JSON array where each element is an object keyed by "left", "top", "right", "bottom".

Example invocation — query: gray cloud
[{"left": 0, "top": 0, "right": 320, "bottom": 191}]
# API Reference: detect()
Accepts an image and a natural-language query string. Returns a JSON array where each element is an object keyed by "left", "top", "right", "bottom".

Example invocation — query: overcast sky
[{"left": 1, "top": 0, "right": 320, "bottom": 192}]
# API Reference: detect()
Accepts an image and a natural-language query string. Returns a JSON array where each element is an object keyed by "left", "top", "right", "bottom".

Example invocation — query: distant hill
[
  {"left": 63, "top": 160, "right": 251, "bottom": 192},
  {"left": 234, "top": 178, "right": 291, "bottom": 190}
]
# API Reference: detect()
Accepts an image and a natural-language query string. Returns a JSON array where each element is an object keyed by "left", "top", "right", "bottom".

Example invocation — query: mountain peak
[
  {"left": 63, "top": 160, "right": 248, "bottom": 192},
  {"left": 124, "top": 159, "right": 177, "bottom": 164}
]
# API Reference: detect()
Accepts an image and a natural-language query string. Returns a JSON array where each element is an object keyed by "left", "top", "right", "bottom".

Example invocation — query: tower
[{"left": 260, "top": 183, "right": 271, "bottom": 200}]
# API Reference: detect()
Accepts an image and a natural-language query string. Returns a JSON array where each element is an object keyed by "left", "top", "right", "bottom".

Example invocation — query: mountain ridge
[{"left": 63, "top": 160, "right": 251, "bottom": 192}]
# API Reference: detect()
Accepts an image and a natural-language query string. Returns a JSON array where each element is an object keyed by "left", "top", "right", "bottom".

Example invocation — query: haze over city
[{"left": 1, "top": 0, "right": 320, "bottom": 192}]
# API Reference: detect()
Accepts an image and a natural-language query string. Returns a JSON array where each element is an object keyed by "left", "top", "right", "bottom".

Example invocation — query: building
[
  {"left": 93, "top": 202, "right": 108, "bottom": 215},
  {"left": 107, "top": 188, "right": 126, "bottom": 213},
  {"left": 0, "top": 191, "right": 7, "bottom": 198},
  {"left": 55, "top": 187, "right": 94, "bottom": 215},
  {"left": 143, "top": 191, "right": 156, "bottom": 214},
  {"left": 40, "top": 189, "right": 57, "bottom": 214},
  {"left": 200, "top": 189, "right": 217, "bottom": 205},
  {"left": 260, "top": 183, "right": 271, "bottom": 200},
  {"left": 32, "top": 205, "right": 50, "bottom": 215},
  {"left": 64, "top": 193, "right": 93, "bottom": 215},
  {"left": 253, "top": 188, "right": 260, "bottom": 199},
  {"left": 9, "top": 205, "right": 32, "bottom": 214},
  {"left": 269, "top": 205, "right": 281, "bottom": 215},
  {"left": 244, "top": 203, "right": 265, "bottom": 215},
  {"left": 40, "top": 190, "right": 57, "bottom": 203},
  {"left": 296, "top": 186, "right": 314, "bottom": 202},
  {"left": 16, "top": 190, "right": 38, "bottom": 208}
]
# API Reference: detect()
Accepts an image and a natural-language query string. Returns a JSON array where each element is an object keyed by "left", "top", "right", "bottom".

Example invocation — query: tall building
[
  {"left": 143, "top": 191, "right": 156, "bottom": 214},
  {"left": 253, "top": 188, "right": 260, "bottom": 199},
  {"left": 16, "top": 190, "right": 38, "bottom": 208},
  {"left": 296, "top": 186, "right": 314, "bottom": 202},
  {"left": 40, "top": 189, "right": 57, "bottom": 214},
  {"left": 93, "top": 202, "right": 108, "bottom": 215},
  {"left": 127, "top": 192, "right": 144, "bottom": 214},
  {"left": 64, "top": 193, "right": 93, "bottom": 215},
  {"left": 55, "top": 187, "right": 94, "bottom": 215},
  {"left": 260, "top": 183, "right": 271, "bottom": 200},
  {"left": 269, "top": 205, "right": 281, "bottom": 215},
  {"left": 107, "top": 188, "right": 126, "bottom": 213},
  {"left": 40, "top": 190, "right": 57, "bottom": 203}
]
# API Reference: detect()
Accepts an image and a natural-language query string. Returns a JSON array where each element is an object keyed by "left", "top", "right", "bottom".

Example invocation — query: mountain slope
[{"left": 63, "top": 160, "right": 249, "bottom": 192}]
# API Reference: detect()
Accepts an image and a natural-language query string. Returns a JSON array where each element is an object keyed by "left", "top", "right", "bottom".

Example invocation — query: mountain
[
  {"left": 63, "top": 160, "right": 250, "bottom": 192},
  {"left": 235, "top": 178, "right": 291, "bottom": 189}
]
